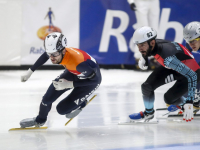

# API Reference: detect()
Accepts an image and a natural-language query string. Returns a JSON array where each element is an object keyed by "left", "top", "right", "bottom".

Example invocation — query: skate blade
[
  {"left": 167, "top": 114, "right": 200, "bottom": 120},
  {"left": 118, "top": 121, "right": 158, "bottom": 125},
  {"left": 193, "top": 106, "right": 200, "bottom": 110},
  {"left": 65, "top": 94, "right": 97, "bottom": 126},
  {"left": 9, "top": 126, "right": 48, "bottom": 131},
  {"left": 157, "top": 114, "right": 200, "bottom": 120},
  {"left": 156, "top": 108, "right": 168, "bottom": 111}
]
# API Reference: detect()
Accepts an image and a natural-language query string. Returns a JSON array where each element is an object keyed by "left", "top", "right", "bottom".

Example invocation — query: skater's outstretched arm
[
  {"left": 164, "top": 55, "right": 197, "bottom": 121},
  {"left": 30, "top": 52, "right": 49, "bottom": 71},
  {"left": 21, "top": 52, "right": 49, "bottom": 82}
]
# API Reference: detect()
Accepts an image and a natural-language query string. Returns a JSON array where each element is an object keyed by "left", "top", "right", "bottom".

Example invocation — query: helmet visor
[
  {"left": 187, "top": 37, "right": 200, "bottom": 44},
  {"left": 47, "top": 51, "right": 62, "bottom": 57}
]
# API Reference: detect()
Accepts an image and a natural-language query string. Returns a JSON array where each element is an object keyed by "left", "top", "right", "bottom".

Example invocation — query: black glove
[{"left": 130, "top": 3, "right": 136, "bottom": 11}]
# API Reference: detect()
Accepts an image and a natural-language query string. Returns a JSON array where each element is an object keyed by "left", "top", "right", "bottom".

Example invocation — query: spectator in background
[{"left": 127, "top": 0, "right": 160, "bottom": 69}]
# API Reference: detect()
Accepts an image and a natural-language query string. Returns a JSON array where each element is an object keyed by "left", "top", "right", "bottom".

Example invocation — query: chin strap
[
  {"left": 146, "top": 39, "right": 155, "bottom": 56},
  {"left": 58, "top": 51, "right": 65, "bottom": 64}
]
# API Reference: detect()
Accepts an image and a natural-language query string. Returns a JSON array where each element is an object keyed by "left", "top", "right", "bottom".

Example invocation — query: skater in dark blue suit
[{"left": 19, "top": 32, "right": 102, "bottom": 128}]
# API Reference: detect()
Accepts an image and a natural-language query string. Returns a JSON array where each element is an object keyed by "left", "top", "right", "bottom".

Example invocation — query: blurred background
[{"left": 0, "top": 0, "right": 198, "bottom": 70}]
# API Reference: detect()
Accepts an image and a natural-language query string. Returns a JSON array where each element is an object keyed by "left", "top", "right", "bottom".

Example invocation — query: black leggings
[
  {"left": 36, "top": 70, "right": 101, "bottom": 123},
  {"left": 142, "top": 66, "right": 200, "bottom": 111}
]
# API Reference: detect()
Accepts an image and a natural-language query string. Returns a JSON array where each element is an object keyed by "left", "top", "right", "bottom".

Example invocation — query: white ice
[{"left": 0, "top": 69, "right": 200, "bottom": 150}]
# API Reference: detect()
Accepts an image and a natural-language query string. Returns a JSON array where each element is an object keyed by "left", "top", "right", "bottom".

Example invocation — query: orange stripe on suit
[{"left": 60, "top": 47, "right": 91, "bottom": 75}]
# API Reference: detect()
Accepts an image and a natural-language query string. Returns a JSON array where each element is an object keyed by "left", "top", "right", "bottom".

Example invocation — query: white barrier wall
[
  {"left": 0, "top": 0, "right": 80, "bottom": 66},
  {"left": 0, "top": 0, "right": 22, "bottom": 66},
  {"left": 21, "top": 0, "right": 80, "bottom": 65},
  {"left": 0, "top": 0, "right": 198, "bottom": 66}
]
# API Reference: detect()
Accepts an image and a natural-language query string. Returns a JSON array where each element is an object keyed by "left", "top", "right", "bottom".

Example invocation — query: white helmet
[
  {"left": 44, "top": 32, "right": 67, "bottom": 53},
  {"left": 183, "top": 22, "right": 200, "bottom": 42},
  {"left": 132, "top": 26, "right": 157, "bottom": 44}
]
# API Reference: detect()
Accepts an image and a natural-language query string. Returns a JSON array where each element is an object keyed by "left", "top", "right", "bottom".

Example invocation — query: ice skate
[
  {"left": 129, "top": 110, "right": 155, "bottom": 122},
  {"left": 65, "top": 107, "right": 82, "bottom": 119},
  {"left": 65, "top": 100, "right": 88, "bottom": 119},
  {"left": 193, "top": 100, "right": 200, "bottom": 112},
  {"left": 118, "top": 110, "right": 157, "bottom": 125},
  {"left": 167, "top": 105, "right": 182, "bottom": 113},
  {"left": 168, "top": 104, "right": 200, "bottom": 115},
  {"left": 9, "top": 117, "right": 47, "bottom": 131},
  {"left": 65, "top": 95, "right": 97, "bottom": 126},
  {"left": 20, "top": 117, "right": 45, "bottom": 128},
  {"left": 156, "top": 103, "right": 200, "bottom": 121},
  {"left": 156, "top": 104, "right": 185, "bottom": 119}
]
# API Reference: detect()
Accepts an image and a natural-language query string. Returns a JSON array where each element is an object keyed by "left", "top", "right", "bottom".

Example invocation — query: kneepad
[
  {"left": 65, "top": 107, "right": 82, "bottom": 119},
  {"left": 141, "top": 82, "right": 154, "bottom": 96}
]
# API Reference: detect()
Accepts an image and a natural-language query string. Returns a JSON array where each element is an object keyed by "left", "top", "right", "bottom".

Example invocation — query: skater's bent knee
[
  {"left": 164, "top": 93, "right": 172, "bottom": 104},
  {"left": 56, "top": 104, "right": 71, "bottom": 115},
  {"left": 142, "top": 82, "right": 154, "bottom": 96}
]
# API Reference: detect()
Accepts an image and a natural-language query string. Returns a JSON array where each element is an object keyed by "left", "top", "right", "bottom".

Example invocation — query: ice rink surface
[{"left": 1, "top": 69, "right": 200, "bottom": 150}]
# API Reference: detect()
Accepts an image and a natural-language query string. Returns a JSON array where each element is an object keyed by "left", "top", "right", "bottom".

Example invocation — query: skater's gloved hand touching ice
[
  {"left": 183, "top": 103, "right": 193, "bottom": 122},
  {"left": 138, "top": 57, "right": 148, "bottom": 70},
  {"left": 52, "top": 79, "right": 74, "bottom": 90},
  {"left": 21, "top": 68, "right": 33, "bottom": 82}
]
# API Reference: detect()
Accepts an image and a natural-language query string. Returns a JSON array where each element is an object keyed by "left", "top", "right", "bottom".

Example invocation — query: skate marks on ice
[
  {"left": 118, "top": 115, "right": 158, "bottom": 125},
  {"left": 118, "top": 120, "right": 158, "bottom": 125}
]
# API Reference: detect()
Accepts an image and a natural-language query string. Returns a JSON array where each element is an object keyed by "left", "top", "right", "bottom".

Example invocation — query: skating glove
[
  {"left": 130, "top": 3, "right": 136, "bottom": 11},
  {"left": 138, "top": 57, "right": 148, "bottom": 70},
  {"left": 52, "top": 79, "right": 74, "bottom": 90},
  {"left": 183, "top": 103, "right": 193, "bottom": 122},
  {"left": 21, "top": 68, "right": 33, "bottom": 82}
]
